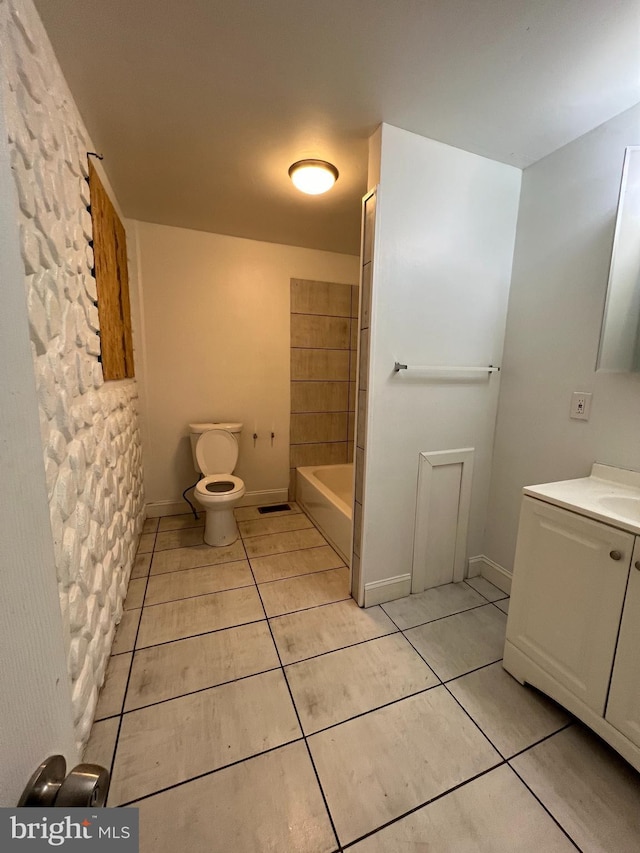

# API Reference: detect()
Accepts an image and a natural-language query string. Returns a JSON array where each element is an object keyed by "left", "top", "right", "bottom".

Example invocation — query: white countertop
[{"left": 523, "top": 463, "right": 640, "bottom": 535}]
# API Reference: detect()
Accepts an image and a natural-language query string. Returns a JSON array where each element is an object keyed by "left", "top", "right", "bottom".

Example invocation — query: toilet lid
[{"left": 196, "top": 429, "right": 238, "bottom": 474}]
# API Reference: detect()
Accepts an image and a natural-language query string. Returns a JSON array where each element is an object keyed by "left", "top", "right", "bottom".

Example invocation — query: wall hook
[{"left": 253, "top": 432, "right": 258, "bottom": 447}]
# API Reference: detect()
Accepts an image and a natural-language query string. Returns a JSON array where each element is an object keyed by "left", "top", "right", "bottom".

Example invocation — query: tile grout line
[
  {"left": 507, "top": 750, "right": 583, "bottom": 851},
  {"left": 115, "top": 737, "right": 306, "bottom": 809},
  {"left": 382, "top": 600, "right": 503, "bottom": 638},
  {"left": 117, "top": 518, "right": 576, "bottom": 849},
  {"left": 240, "top": 532, "right": 344, "bottom": 852},
  {"left": 107, "top": 529, "right": 156, "bottom": 802},
  {"left": 462, "top": 578, "right": 509, "bottom": 603}
]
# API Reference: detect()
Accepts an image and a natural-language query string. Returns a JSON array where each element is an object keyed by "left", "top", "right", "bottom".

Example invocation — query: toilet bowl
[{"left": 189, "top": 423, "right": 245, "bottom": 546}]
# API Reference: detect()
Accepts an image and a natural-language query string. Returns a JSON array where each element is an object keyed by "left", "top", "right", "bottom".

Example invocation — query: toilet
[{"left": 189, "top": 422, "right": 246, "bottom": 546}]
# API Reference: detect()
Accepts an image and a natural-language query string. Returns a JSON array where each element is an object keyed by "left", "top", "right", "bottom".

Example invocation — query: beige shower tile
[
  {"left": 349, "top": 355, "right": 357, "bottom": 382},
  {"left": 355, "top": 447, "right": 364, "bottom": 503},
  {"left": 157, "top": 513, "right": 204, "bottom": 532},
  {"left": 290, "top": 441, "right": 348, "bottom": 468},
  {"left": 289, "top": 468, "right": 297, "bottom": 501},
  {"left": 290, "top": 412, "right": 348, "bottom": 444},
  {"left": 349, "top": 379, "right": 357, "bottom": 412},
  {"left": 133, "top": 742, "right": 336, "bottom": 853},
  {"left": 287, "top": 633, "right": 438, "bottom": 734},
  {"left": 136, "top": 586, "right": 264, "bottom": 648},
  {"left": 351, "top": 282, "right": 360, "bottom": 317},
  {"left": 243, "top": 527, "right": 326, "bottom": 559},
  {"left": 150, "top": 540, "right": 245, "bottom": 575},
  {"left": 360, "top": 262, "right": 372, "bottom": 329},
  {"left": 111, "top": 608, "right": 141, "bottom": 655},
  {"left": 124, "top": 577, "right": 146, "bottom": 610},
  {"left": 238, "top": 513, "right": 313, "bottom": 538},
  {"left": 155, "top": 527, "right": 205, "bottom": 551},
  {"left": 110, "top": 670, "right": 301, "bottom": 805},
  {"left": 350, "top": 316, "right": 358, "bottom": 350},
  {"left": 95, "top": 652, "right": 132, "bottom": 720},
  {"left": 250, "top": 545, "right": 344, "bottom": 583},
  {"left": 131, "top": 552, "right": 152, "bottom": 579},
  {"left": 235, "top": 502, "right": 301, "bottom": 521},
  {"left": 84, "top": 718, "right": 119, "bottom": 769},
  {"left": 291, "top": 314, "right": 350, "bottom": 349},
  {"left": 144, "top": 560, "right": 253, "bottom": 605},
  {"left": 309, "top": 687, "right": 500, "bottom": 845},
  {"left": 271, "top": 599, "right": 397, "bottom": 665},
  {"left": 137, "top": 533, "right": 155, "bottom": 554},
  {"left": 290, "top": 278, "right": 353, "bottom": 317},
  {"left": 142, "top": 517, "right": 159, "bottom": 533},
  {"left": 125, "top": 622, "right": 279, "bottom": 711},
  {"left": 358, "top": 328, "right": 369, "bottom": 390},
  {"left": 259, "top": 567, "right": 350, "bottom": 617},
  {"left": 291, "top": 381, "right": 349, "bottom": 413},
  {"left": 348, "top": 412, "right": 355, "bottom": 444},
  {"left": 291, "top": 348, "right": 350, "bottom": 381},
  {"left": 356, "top": 389, "right": 367, "bottom": 448}
]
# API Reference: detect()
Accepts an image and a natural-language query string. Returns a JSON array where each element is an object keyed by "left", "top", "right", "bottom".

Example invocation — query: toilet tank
[{"left": 188, "top": 422, "right": 243, "bottom": 474}]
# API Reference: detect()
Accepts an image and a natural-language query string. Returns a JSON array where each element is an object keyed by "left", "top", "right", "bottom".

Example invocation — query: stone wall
[{"left": 0, "top": 0, "right": 144, "bottom": 748}]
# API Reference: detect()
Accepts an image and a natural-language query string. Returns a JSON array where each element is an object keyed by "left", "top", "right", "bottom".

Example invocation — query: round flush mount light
[{"left": 288, "top": 159, "right": 339, "bottom": 195}]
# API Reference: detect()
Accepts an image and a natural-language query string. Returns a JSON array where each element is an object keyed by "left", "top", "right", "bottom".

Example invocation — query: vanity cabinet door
[
  {"left": 606, "top": 538, "right": 640, "bottom": 747},
  {"left": 507, "top": 498, "right": 633, "bottom": 715}
]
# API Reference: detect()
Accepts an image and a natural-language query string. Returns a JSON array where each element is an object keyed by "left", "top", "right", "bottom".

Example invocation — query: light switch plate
[{"left": 570, "top": 391, "right": 592, "bottom": 420}]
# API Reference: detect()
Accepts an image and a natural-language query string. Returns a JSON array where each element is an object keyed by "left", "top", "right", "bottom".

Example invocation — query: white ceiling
[{"left": 35, "top": 0, "right": 640, "bottom": 255}]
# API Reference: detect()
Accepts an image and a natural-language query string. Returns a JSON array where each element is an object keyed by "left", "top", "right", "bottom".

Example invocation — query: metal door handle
[
  {"left": 18, "top": 755, "right": 109, "bottom": 807},
  {"left": 635, "top": 560, "right": 640, "bottom": 571},
  {"left": 610, "top": 550, "right": 623, "bottom": 561}
]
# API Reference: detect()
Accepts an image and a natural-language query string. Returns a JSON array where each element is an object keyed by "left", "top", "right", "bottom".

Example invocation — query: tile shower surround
[
  {"left": 289, "top": 278, "right": 358, "bottom": 498},
  {"left": 85, "top": 504, "right": 640, "bottom": 851}
]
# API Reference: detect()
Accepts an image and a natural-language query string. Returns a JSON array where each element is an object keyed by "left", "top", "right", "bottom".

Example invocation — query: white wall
[
  {"left": 0, "top": 0, "right": 145, "bottom": 748},
  {"left": 361, "top": 124, "right": 521, "bottom": 588},
  {"left": 0, "top": 52, "right": 78, "bottom": 804},
  {"left": 134, "top": 221, "right": 359, "bottom": 511},
  {"left": 484, "top": 104, "right": 640, "bottom": 574}
]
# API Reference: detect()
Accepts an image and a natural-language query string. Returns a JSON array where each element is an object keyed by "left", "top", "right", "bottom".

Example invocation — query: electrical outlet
[{"left": 570, "top": 391, "right": 592, "bottom": 421}]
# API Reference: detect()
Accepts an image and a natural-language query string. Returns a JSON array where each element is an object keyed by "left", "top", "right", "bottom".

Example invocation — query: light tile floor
[{"left": 85, "top": 504, "right": 640, "bottom": 851}]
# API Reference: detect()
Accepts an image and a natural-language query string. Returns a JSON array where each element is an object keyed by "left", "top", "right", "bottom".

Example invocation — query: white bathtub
[{"left": 296, "top": 463, "right": 353, "bottom": 564}]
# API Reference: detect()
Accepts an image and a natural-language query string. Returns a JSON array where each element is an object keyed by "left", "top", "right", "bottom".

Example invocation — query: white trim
[
  {"left": 145, "top": 488, "right": 289, "bottom": 518},
  {"left": 412, "top": 448, "right": 474, "bottom": 592},
  {"left": 468, "top": 554, "right": 512, "bottom": 594},
  {"left": 364, "top": 573, "right": 412, "bottom": 607}
]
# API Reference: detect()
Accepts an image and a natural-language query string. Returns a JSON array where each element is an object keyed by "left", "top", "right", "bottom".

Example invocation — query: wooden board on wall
[{"left": 88, "top": 160, "right": 134, "bottom": 380}]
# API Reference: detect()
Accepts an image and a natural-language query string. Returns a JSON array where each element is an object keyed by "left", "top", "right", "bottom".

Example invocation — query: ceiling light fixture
[{"left": 288, "top": 159, "right": 339, "bottom": 195}]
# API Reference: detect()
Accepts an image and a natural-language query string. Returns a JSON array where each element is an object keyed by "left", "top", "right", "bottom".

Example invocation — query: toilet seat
[
  {"left": 195, "top": 429, "right": 239, "bottom": 475},
  {"left": 195, "top": 474, "right": 244, "bottom": 503}
]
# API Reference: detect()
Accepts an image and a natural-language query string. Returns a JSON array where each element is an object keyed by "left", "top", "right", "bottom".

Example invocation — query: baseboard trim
[
  {"left": 364, "top": 574, "right": 412, "bottom": 608},
  {"left": 145, "top": 488, "right": 289, "bottom": 518},
  {"left": 468, "top": 555, "right": 512, "bottom": 594}
]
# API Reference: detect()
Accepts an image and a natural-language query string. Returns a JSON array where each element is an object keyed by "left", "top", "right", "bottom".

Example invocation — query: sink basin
[{"left": 598, "top": 495, "right": 640, "bottom": 522}]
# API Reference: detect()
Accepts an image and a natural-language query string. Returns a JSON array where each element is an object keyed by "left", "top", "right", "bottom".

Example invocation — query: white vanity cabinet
[
  {"left": 606, "top": 538, "right": 640, "bottom": 746},
  {"left": 506, "top": 498, "right": 633, "bottom": 714},
  {"left": 504, "top": 472, "right": 640, "bottom": 772}
]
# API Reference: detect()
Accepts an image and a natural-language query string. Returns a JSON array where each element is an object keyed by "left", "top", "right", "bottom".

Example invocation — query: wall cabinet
[{"left": 504, "top": 496, "right": 640, "bottom": 772}]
